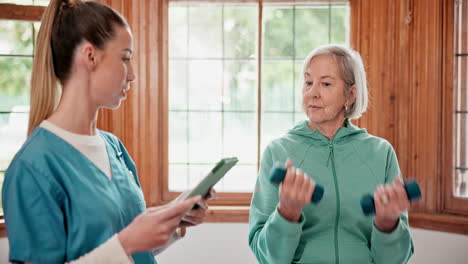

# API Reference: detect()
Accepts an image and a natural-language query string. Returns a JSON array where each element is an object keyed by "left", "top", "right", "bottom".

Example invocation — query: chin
[{"left": 102, "top": 101, "right": 123, "bottom": 110}]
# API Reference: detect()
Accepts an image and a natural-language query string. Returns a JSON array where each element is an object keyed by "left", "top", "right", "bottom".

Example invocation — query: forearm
[
  {"left": 64, "top": 234, "right": 134, "bottom": 264},
  {"left": 370, "top": 215, "right": 414, "bottom": 264},
  {"left": 249, "top": 207, "right": 304, "bottom": 264}
]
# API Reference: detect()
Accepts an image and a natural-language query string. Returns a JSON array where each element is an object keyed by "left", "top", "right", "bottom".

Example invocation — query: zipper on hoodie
[{"left": 328, "top": 142, "right": 340, "bottom": 264}]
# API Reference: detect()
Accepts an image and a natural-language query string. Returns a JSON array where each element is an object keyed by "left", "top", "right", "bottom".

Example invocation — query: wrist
[
  {"left": 277, "top": 204, "right": 301, "bottom": 222},
  {"left": 118, "top": 229, "right": 135, "bottom": 255},
  {"left": 374, "top": 217, "right": 399, "bottom": 233}
]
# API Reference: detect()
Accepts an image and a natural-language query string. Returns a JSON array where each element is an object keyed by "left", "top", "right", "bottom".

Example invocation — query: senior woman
[{"left": 248, "top": 44, "right": 414, "bottom": 264}]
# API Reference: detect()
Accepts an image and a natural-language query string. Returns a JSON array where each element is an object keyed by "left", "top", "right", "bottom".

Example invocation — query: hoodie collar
[{"left": 288, "top": 119, "right": 367, "bottom": 144}]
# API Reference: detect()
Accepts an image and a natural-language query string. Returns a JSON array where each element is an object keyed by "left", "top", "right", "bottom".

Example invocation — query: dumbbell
[
  {"left": 269, "top": 166, "right": 324, "bottom": 203},
  {"left": 360, "top": 180, "right": 422, "bottom": 215}
]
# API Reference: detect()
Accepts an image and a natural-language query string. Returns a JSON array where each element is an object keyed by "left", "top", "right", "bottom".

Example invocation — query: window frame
[
  {"left": 160, "top": 0, "right": 356, "bottom": 221},
  {"left": 443, "top": 0, "right": 468, "bottom": 217}
]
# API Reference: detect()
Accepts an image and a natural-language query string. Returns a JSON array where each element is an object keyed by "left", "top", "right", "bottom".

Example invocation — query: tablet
[{"left": 185, "top": 157, "right": 239, "bottom": 199}]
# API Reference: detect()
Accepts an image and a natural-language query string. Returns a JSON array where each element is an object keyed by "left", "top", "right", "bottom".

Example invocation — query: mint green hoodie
[{"left": 249, "top": 120, "right": 414, "bottom": 264}]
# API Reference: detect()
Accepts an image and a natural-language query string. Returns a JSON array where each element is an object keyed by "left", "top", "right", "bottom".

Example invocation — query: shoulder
[
  {"left": 98, "top": 130, "right": 121, "bottom": 145},
  {"left": 349, "top": 132, "right": 394, "bottom": 156}
]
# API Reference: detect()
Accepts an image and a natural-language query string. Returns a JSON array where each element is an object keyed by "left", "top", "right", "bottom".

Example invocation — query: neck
[
  {"left": 47, "top": 76, "right": 99, "bottom": 135},
  {"left": 309, "top": 116, "right": 346, "bottom": 140}
]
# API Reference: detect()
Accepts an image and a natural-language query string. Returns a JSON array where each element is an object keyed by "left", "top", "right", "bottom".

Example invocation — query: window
[
  {"left": 0, "top": 2, "right": 44, "bottom": 216},
  {"left": 165, "top": 1, "right": 350, "bottom": 204},
  {"left": 446, "top": 0, "right": 468, "bottom": 214},
  {"left": 454, "top": 0, "right": 468, "bottom": 198}
]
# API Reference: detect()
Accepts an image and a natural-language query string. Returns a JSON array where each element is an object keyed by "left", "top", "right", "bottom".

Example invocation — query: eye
[
  {"left": 322, "top": 82, "right": 331, "bottom": 87},
  {"left": 122, "top": 57, "right": 132, "bottom": 62},
  {"left": 304, "top": 81, "right": 313, "bottom": 86}
]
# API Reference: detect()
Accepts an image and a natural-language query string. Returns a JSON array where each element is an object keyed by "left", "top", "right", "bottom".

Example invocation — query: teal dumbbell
[
  {"left": 360, "top": 180, "right": 422, "bottom": 215},
  {"left": 269, "top": 166, "right": 324, "bottom": 203}
]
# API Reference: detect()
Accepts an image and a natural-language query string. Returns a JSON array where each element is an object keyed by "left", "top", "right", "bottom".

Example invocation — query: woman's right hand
[
  {"left": 118, "top": 195, "right": 201, "bottom": 255},
  {"left": 278, "top": 159, "right": 315, "bottom": 222}
]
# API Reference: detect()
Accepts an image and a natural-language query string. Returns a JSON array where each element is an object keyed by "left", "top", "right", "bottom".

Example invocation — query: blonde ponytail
[
  {"left": 28, "top": 0, "right": 127, "bottom": 135},
  {"left": 28, "top": 0, "right": 62, "bottom": 135}
]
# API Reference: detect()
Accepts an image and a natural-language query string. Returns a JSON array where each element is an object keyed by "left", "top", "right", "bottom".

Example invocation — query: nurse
[{"left": 2, "top": 0, "right": 211, "bottom": 263}]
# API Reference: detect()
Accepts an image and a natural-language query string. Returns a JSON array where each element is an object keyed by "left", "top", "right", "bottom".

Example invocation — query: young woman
[{"left": 2, "top": 1, "right": 212, "bottom": 263}]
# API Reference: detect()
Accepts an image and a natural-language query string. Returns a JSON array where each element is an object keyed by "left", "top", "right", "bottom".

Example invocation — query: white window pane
[
  {"left": 262, "top": 60, "right": 294, "bottom": 111},
  {"left": 0, "top": 57, "right": 33, "bottom": 111},
  {"left": 294, "top": 112, "right": 307, "bottom": 124},
  {"left": 223, "top": 112, "right": 257, "bottom": 164},
  {"left": 330, "top": 5, "right": 350, "bottom": 45},
  {"left": 0, "top": 0, "right": 33, "bottom": 5},
  {"left": 295, "top": 59, "right": 304, "bottom": 112},
  {"left": 224, "top": 5, "right": 258, "bottom": 59},
  {"left": 263, "top": 6, "right": 293, "bottom": 58},
  {"left": 188, "top": 6, "right": 222, "bottom": 58},
  {"left": 32, "top": 0, "right": 49, "bottom": 5},
  {"left": 0, "top": 111, "right": 28, "bottom": 171},
  {"left": 223, "top": 164, "right": 257, "bottom": 192},
  {"left": 188, "top": 112, "right": 222, "bottom": 163},
  {"left": 0, "top": 21, "right": 35, "bottom": 55},
  {"left": 294, "top": 5, "right": 330, "bottom": 58},
  {"left": 260, "top": 112, "right": 294, "bottom": 154},
  {"left": 169, "top": 59, "right": 188, "bottom": 110},
  {"left": 169, "top": 6, "right": 188, "bottom": 58},
  {"left": 224, "top": 60, "right": 257, "bottom": 111},
  {"left": 188, "top": 60, "right": 223, "bottom": 111},
  {"left": 169, "top": 164, "right": 188, "bottom": 192},
  {"left": 169, "top": 111, "right": 188, "bottom": 163},
  {"left": 0, "top": 171, "right": 4, "bottom": 214}
]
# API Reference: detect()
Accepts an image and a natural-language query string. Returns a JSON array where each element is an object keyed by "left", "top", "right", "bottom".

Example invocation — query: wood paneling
[
  {"left": 97, "top": 0, "right": 164, "bottom": 206},
  {"left": 0, "top": 4, "right": 44, "bottom": 21}
]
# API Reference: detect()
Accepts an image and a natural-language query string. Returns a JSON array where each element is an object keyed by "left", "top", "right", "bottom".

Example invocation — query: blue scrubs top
[{"left": 2, "top": 127, "right": 156, "bottom": 264}]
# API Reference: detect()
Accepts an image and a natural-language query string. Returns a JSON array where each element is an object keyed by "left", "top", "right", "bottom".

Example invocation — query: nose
[
  {"left": 127, "top": 62, "right": 136, "bottom": 82},
  {"left": 304, "top": 80, "right": 320, "bottom": 99}
]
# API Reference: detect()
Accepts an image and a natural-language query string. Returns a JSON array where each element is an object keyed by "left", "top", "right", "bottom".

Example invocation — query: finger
[
  {"left": 187, "top": 207, "right": 207, "bottom": 219},
  {"left": 293, "top": 169, "right": 305, "bottom": 201},
  {"left": 179, "top": 220, "right": 197, "bottom": 228},
  {"left": 374, "top": 189, "right": 383, "bottom": 215},
  {"left": 206, "top": 188, "right": 216, "bottom": 201},
  {"left": 394, "top": 182, "right": 410, "bottom": 210},
  {"left": 393, "top": 176, "right": 404, "bottom": 187},
  {"left": 147, "top": 205, "right": 166, "bottom": 213},
  {"left": 162, "top": 195, "right": 202, "bottom": 220},
  {"left": 283, "top": 166, "right": 295, "bottom": 190},
  {"left": 374, "top": 187, "right": 387, "bottom": 216},
  {"left": 308, "top": 175, "right": 316, "bottom": 204},
  {"left": 384, "top": 185, "right": 397, "bottom": 209},
  {"left": 285, "top": 158, "right": 292, "bottom": 169},
  {"left": 195, "top": 200, "right": 208, "bottom": 210},
  {"left": 182, "top": 215, "right": 204, "bottom": 225},
  {"left": 303, "top": 174, "right": 314, "bottom": 204}
]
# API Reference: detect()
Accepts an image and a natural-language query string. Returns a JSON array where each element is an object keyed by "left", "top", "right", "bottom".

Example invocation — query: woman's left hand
[
  {"left": 373, "top": 177, "right": 410, "bottom": 232},
  {"left": 176, "top": 188, "right": 216, "bottom": 228}
]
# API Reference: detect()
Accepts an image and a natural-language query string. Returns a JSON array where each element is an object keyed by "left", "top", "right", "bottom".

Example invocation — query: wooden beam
[{"left": 0, "top": 4, "right": 45, "bottom": 21}]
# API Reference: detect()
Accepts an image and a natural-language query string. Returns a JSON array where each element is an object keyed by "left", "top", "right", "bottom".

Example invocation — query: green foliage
[{"left": 0, "top": 21, "right": 35, "bottom": 111}]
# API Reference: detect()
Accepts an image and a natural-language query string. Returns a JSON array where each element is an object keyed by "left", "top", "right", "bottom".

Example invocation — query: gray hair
[{"left": 302, "top": 44, "right": 368, "bottom": 119}]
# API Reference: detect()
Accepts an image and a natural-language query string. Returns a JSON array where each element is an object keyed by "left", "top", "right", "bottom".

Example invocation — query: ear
[
  {"left": 347, "top": 84, "right": 357, "bottom": 106},
  {"left": 77, "top": 42, "right": 100, "bottom": 71}
]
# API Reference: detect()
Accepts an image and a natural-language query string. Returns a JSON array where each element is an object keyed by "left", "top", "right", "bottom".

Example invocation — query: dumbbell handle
[
  {"left": 269, "top": 166, "right": 324, "bottom": 204},
  {"left": 360, "top": 180, "right": 422, "bottom": 215}
]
